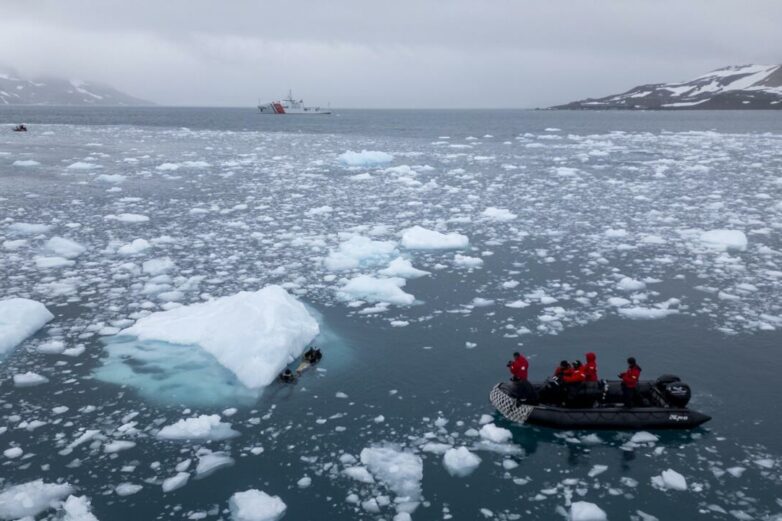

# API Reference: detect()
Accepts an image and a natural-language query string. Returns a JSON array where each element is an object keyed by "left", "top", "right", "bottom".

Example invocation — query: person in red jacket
[
  {"left": 553, "top": 360, "right": 572, "bottom": 380},
  {"left": 619, "top": 357, "right": 642, "bottom": 407},
  {"left": 562, "top": 360, "right": 586, "bottom": 383},
  {"left": 507, "top": 352, "right": 529, "bottom": 381},
  {"left": 583, "top": 352, "right": 598, "bottom": 382}
]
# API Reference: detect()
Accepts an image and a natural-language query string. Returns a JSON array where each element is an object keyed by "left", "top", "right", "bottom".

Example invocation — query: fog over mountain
[{"left": 0, "top": 0, "right": 780, "bottom": 108}]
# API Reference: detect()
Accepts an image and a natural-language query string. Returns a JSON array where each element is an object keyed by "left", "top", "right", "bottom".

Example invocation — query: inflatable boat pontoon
[{"left": 489, "top": 375, "right": 711, "bottom": 430}]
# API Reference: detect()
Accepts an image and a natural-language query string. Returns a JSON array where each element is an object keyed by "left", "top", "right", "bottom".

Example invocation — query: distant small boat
[
  {"left": 12, "top": 124, "right": 28, "bottom": 132},
  {"left": 258, "top": 90, "right": 331, "bottom": 115}
]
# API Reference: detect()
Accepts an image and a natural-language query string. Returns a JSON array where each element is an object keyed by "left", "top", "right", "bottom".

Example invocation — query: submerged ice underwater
[{"left": 0, "top": 108, "right": 781, "bottom": 520}]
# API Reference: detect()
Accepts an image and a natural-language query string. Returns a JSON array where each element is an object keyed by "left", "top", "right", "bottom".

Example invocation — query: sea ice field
[{"left": 1, "top": 108, "right": 781, "bottom": 520}]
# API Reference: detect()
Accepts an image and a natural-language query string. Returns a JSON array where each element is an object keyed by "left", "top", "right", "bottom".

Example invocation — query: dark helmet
[
  {"left": 559, "top": 360, "right": 570, "bottom": 368},
  {"left": 573, "top": 360, "right": 582, "bottom": 369},
  {"left": 627, "top": 357, "right": 636, "bottom": 366},
  {"left": 513, "top": 352, "right": 520, "bottom": 358}
]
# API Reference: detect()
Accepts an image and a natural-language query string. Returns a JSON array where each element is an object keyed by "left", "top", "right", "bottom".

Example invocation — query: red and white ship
[{"left": 257, "top": 90, "right": 331, "bottom": 115}]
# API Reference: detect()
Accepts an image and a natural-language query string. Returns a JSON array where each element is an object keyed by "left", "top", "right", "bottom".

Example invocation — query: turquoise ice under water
[{"left": 0, "top": 108, "right": 781, "bottom": 520}]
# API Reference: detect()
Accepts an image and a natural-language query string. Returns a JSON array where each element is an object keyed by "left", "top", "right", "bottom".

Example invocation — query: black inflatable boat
[{"left": 489, "top": 375, "right": 711, "bottom": 430}]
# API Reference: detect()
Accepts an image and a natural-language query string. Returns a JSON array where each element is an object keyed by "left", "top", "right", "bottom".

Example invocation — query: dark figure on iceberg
[
  {"left": 13, "top": 124, "right": 27, "bottom": 132},
  {"left": 507, "top": 352, "right": 529, "bottom": 381},
  {"left": 303, "top": 347, "right": 322, "bottom": 365},
  {"left": 279, "top": 368, "right": 296, "bottom": 383},
  {"left": 619, "top": 357, "right": 642, "bottom": 407}
]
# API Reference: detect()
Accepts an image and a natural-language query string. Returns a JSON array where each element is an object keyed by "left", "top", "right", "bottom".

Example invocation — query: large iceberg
[
  {"left": 0, "top": 298, "right": 54, "bottom": 355},
  {"left": 118, "top": 286, "right": 319, "bottom": 389}
]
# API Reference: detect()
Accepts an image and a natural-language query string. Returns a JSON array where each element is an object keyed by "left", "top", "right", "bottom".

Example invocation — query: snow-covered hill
[
  {"left": 0, "top": 69, "right": 151, "bottom": 106},
  {"left": 553, "top": 64, "right": 782, "bottom": 110}
]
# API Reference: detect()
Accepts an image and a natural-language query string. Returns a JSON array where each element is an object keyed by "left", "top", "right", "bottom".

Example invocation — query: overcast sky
[{"left": 0, "top": 0, "right": 780, "bottom": 108}]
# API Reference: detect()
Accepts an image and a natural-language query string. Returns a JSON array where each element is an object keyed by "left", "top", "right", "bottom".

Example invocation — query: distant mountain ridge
[
  {"left": 552, "top": 64, "right": 782, "bottom": 110},
  {"left": 0, "top": 68, "right": 151, "bottom": 106}
]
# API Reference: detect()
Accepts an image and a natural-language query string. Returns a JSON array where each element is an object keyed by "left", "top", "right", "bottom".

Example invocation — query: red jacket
[
  {"left": 583, "top": 352, "right": 598, "bottom": 382},
  {"left": 509, "top": 355, "right": 528, "bottom": 380},
  {"left": 563, "top": 366, "right": 586, "bottom": 383},
  {"left": 620, "top": 365, "right": 641, "bottom": 388},
  {"left": 554, "top": 365, "right": 572, "bottom": 379}
]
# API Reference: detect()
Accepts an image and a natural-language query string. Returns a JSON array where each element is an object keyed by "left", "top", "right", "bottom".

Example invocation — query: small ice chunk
[
  {"left": 296, "top": 477, "right": 311, "bottom": 488},
  {"left": 45, "top": 237, "right": 86, "bottom": 259},
  {"left": 157, "top": 415, "right": 239, "bottom": 440},
  {"left": 400, "top": 226, "right": 469, "bottom": 250},
  {"left": 479, "top": 424, "right": 512, "bottom": 444},
  {"left": 588, "top": 465, "right": 608, "bottom": 477},
  {"left": 379, "top": 257, "right": 430, "bottom": 279},
  {"left": 229, "top": 489, "right": 287, "bottom": 521},
  {"left": 115, "top": 483, "right": 142, "bottom": 496},
  {"left": 569, "top": 501, "right": 607, "bottom": 521},
  {"left": 162, "top": 472, "right": 190, "bottom": 492},
  {"left": 700, "top": 229, "right": 747, "bottom": 252},
  {"left": 61, "top": 495, "right": 99, "bottom": 521},
  {"left": 481, "top": 207, "right": 517, "bottom": 221},
  {"left": 338, "top": 150, "right": 393, "bottom": 167},
  {"left": 343, "top": 466, "right": 375, "bottom": 483},
  {"left": 652, "top": 469, "right": 687, "bottom": 491},
  {"left": 4, "top": 447, "right": 23, "bottom": 458},
  {"left": 630, "top": 431, "right": 658, "bottom": 444},
  {"left": 104, "top": 440, "right": 136, "bottom": 453},
  {"left": 195, "top": 452, "right": 234, "bottom": 477},
  {"left": 443, "top": 447, "right": 481, "bottom": 477},
  {"left": 13, "top": 372, "right": 49, "bottom": 387},
  {"left": 118, "top": 239, "right": 151, "bottom": 255},
  {"left": 0, "top": 298, "right": 54, "bottom": 354},
  {"left": 337, "top": 275, "right": 415, "bottom": 306}
]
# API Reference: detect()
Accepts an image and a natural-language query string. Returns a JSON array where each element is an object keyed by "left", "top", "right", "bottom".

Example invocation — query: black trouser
[{"left": 621, "top": 383, "right": 638, "bottom": 407}]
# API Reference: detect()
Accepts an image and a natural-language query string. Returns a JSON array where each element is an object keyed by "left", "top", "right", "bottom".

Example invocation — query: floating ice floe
[
  {"left": 338, "top": 150, "right": 394, "bottom": 167},
  {"left": 378, "top": 257, "right": 430, "bottom": 279},
  {"left": 360, "top": 446, "right": 423, "bottom": 515},
  {"left": 7, "top": 222, "right": 51, "bottom": 235},
  {"left": 323, "top": 236, "right": 398, "bottom": 271},
  {"left": 0, "top": 480, "right": 73, "bottom": 519},
  {"left": 0, "top": 298, "right": 54, "bottom": 355},
  {"left": 699, "top": 229, "right": 748, "bottom": 252},
  {"left": 157, "top": 415, "right": 238, "bottom": 441},
  {"left": 12, "top": 159, "right": 40, "bottom": 167},
  {"left": 337, "top": 276, "right": 415, "bottom": 306},
  {"left": 652, "top": 468, "right": 688, "bottom": 491},
  {"left": 479, "top": 423, "right": 512, "bottom": 444},
  {"left": 95, "top": 173, "right": 125, "bottom": 183},
  {"left": 45, "top": 236, "right": 86, "bottom": 259},
  {"left": 117, "top": 238, "right": 151, "bottom": 255},
  {"left": 481, "top": 207, "right": 517, "bottom": 221},
  {"left": 67, "top": 161, "right": 100, "bottom": 170},
  {"left": 443, "top": 446, "right": 482, "bottom": 477},
  {"left": 104, "top": 213, "right": 149, "bottom": 223},
  {"left": 401, "top": 226, "right": 469, "bottom": 250},
  {"left": 229, "top": 489, "right": 287, "bottom": 521},
  {"left": 118, "top": 286, "right": 318, "bottom": 388},
  {"left": 569, "top": 501, "right": 607, "bottom": 521},
  {"left": 61, "top": 495, "right": 99, "bottom": 521},
  {"left": 13, "top": 371, "right": 49, "bottom": 387}
]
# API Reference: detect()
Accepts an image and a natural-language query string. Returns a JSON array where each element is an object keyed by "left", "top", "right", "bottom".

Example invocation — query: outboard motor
[{"left": 661, "top": 381, "right": 691, "bottom": 407}]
